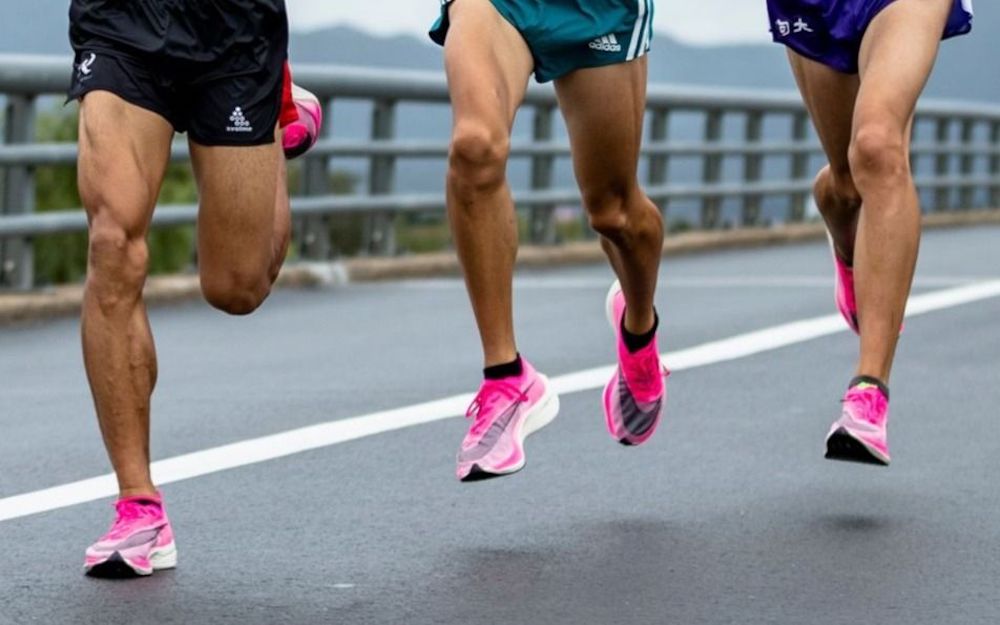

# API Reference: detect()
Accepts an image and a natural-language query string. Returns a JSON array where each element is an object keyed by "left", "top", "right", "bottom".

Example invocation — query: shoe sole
[
  {"left": 825, "top": 428, "right": 890, "bottom": 466},
  {"left": 460, "top": 378, "right": 560, "bottom": 482},
  {"left": 85, "top": 543, "right": 177, "bottom": 578}
]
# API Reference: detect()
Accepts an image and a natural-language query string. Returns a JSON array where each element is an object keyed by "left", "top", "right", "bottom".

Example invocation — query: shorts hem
[
  {"left": 186, "top": 133, "right": 277, "bottom": 148},
  {"left": 68, "top": 86, "right": 182, "bottom": 131},
  {"left": 771, "top": 38, "right": 858, "bottom": 75},
  {"left": 539, "top": 46, "right": 651, "bottom": 84}
]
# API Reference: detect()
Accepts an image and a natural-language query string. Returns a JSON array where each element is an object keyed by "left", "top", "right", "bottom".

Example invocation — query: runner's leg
[
  {"left": 445, "top": 0, "right": 533, "bottom": 368},
  {"left": 786, "top": 52, "right": 861, "bottom": 262},
  {"left": 850, "top": 0, "right": 953, "bottom": 381},
  {"left": 554, "top": 57, "right": 662, "bottom": 335},
  {"left": 555, "top": 57, "right": 668, "bottom": 446},
  {"left": 78, "top": 91, "right": 173, "bottom": 497},
  {"left": 190, "top": 126, "right": 285, "bottom": 314}
]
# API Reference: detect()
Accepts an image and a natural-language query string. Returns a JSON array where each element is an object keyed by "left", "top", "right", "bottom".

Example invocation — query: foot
[
  {"left": 456, "top": 358, "right": 559, "bottom": 482},
  {"left": 825, "top": 378, "right": 890, "bottom": 466},
  {"left": 602, "top": 280, "right": 668, "bottom": 446},
  {"left": 826, "top": 230, "right": 860, "bottom": 334},
  {"left": 84, "top": 493, "right": 177, "bottom": 578},
  {"left": 282, "top": 84, "right": 323, "bottom": 160}
]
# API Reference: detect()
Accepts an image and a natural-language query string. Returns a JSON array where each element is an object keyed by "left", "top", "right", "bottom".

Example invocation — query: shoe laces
[
  {"left": 465, "top": 379, "right": 529, "bottom": 437},
  {"left": 623, "top": 347, "right": 669, "bottom": 396},
  {"left": 843, "top": 387, "right": 888, "bottom": 425},
  {"left": 111, "top": 499, "right": 161, "bottom": 531}
]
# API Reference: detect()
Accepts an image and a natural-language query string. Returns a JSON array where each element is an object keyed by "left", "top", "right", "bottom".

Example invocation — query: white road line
[
  {"left": 398, "top": 276, "right": 989, "bottom": 290},
  {"left": 2, "top": 279, "right": 1000, "bottom": 523}
]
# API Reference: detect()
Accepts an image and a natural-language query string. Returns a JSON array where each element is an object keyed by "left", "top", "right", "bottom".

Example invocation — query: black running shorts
[{"left": 67, "top": 0, "right": 289, "bottom": 146}]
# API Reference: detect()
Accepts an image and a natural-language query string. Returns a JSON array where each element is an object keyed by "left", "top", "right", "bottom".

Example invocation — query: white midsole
[
  {"left": 149, "top": 543, "right": 178, "bottom": 570},
  {"left": 521, "top": 377, "right": 560, "bottom": 440}
]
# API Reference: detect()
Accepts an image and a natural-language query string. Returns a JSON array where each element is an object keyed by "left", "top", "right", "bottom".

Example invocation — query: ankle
[{"left": 117, "top": 484, "right": 158, "bottom": 500}]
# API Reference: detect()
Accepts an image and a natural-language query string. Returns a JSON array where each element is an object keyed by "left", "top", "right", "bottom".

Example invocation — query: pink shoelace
[
  {"left": 622, "top": 347, "right": 669, "bottom": 397},
  {"left": 107, "top": 499, "right": 162, "bottom": 538},
  {"left": 843, "top": 387, "right": 888, "bottom": 426},
  {"left": 465, "top": 380, "right": 529, "bottom": 437}
]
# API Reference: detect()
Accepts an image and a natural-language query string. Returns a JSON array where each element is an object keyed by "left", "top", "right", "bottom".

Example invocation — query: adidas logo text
[{"left": 589, "top": 34, "right": 622, "bottom": 53}]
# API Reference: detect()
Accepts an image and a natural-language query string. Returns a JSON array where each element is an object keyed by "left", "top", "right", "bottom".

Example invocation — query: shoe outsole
[
  {"left": 85, "top": 553, "right": 148, "bottom": 579},
  {"left": 460, "top": 463, "right": 519, "bottom": 482},
  {"left": 825, "top": 428, "right": 889, "bottom": 466},
  {"left": 85, "top": 542, "right": 177, "bottom": 579}
]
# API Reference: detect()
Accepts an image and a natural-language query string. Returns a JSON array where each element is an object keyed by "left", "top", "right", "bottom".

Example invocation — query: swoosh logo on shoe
[
  {"left": 93, "top": 527, "right": 162, "bottom": 554},
  {"left": 617, "top": 372, "right": 661, "bottom": 437},
  {"left": 458, "top": 381, "right": 536, "bottom": 463}
]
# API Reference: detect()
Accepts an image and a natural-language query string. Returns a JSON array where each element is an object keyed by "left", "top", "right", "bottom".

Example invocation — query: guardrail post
[
  {"left": 647, "top": 108, "right": 670, "bottom": 214},
  {"left": 529, "top": 105, "right": 556, "bottom": 244},
  {"left": 959, "top": 118, "right": 975, "bottom": 209},
  {"left": 701, "top": 109, "right": 723, "bottom": 229},
  {"left": 742, "top": 110, "right": 763, "bottom": 226},
  {"left": 365, "top": 99, "right": 397, "bottom": 256},
  {"left": 933, "top": 117, "right": 951, "bottom": 211},
  {"left": 299, "top": 97, "right": 332, "bottom": 260},
  {"left": 1, "top": 94, "right": 36, "bottom": 290},
  {"left": 991, "top": 121, "right": 1000, "bottom": 209},
  {"left": 789, "top": 111, "right": 809, "bottom": 222}
]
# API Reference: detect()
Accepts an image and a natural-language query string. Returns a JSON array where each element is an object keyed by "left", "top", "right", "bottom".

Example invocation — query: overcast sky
[{"left": 286, "top": 1, "right": 772, "bottom": 45}]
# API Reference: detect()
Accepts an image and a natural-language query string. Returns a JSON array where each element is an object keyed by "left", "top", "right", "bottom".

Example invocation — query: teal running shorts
[{"left": 429, "top": 0, "right": 654, "bottom": 83}]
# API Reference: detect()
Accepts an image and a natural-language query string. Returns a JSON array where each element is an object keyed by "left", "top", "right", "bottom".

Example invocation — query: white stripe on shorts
[
  {"left": 639, "top": 0, "right": 653, "bottom": 55},
  {"left": 627, "top": 0, "right": 648, "bottom": 60}
]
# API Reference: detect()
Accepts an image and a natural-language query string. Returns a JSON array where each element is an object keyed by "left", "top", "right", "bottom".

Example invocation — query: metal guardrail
[{"left": 1, "top": 54, "right": 999, "bottom": 289}]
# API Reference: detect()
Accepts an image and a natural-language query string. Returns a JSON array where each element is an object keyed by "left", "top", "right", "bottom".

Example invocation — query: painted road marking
[
  {"left": 2, "top": 280, "right": 999, "bottom": 523},
  {"left": 398, "top": 276, "right": 991, "bottom": 290}
]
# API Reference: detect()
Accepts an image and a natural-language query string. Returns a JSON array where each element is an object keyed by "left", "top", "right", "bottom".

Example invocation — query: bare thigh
[
  {"left": 786, "top": 51, "right": 860, "bottom": 174},
  {"left": 554, "top": 57, "right": 648, "bottom": 202},
  {"left": 190, "top": 129, "right": 282, "bottom": 311},
  {"left": 78, "top": 91, "right": 173, "bottom": 247},
  {"left": 445, "top": 0, "right": 533, "bottom": 153},
  {"left": 852, "top": 0, "right": 953, "bottom": 148}
]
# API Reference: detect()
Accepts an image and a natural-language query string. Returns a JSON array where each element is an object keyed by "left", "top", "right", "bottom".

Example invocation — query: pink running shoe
[
  {"left": 602, "top": 281, "right": 669, "bottom": 446},
  {"left": 84, "top": 493, "right": 177, "bottom": 578},
  {"left": 457, "top": 358, "right": 560, "bottom": 482},
  {"left": 282, "top": 84, "right": 323, "bottom": 160},
  {"left": 825, "top": 378, "right": 891, "bottom": 466},
  {"left": 827, "top": 230, "right": 860, "bottom": 334}
]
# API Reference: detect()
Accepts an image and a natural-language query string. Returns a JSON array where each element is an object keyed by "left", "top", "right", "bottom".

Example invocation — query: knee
[
  {"left": 86, "top": 214, "right": 149, "bottom": 310},
  {"left": 200, "top": 269, "right": 271, "bottom": 316},
  {"left": 848, "top": 123, "right": 909, "bottom": 187},
  {"left": 447, "top": 120, "right": 510, "bottom": 196}
]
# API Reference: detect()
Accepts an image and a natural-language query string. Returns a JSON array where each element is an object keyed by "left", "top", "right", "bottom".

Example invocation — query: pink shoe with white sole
[
  {"left": 456, "top": 358, "right": 559, "bottom": 482},
  {"left": 602, "top": 281, "right": 669, "bottom": 446},
  {"left": 825, "top": 378, "right": 891, "bottom": 466},
  {"left": 84, "top": 493, "right": 177, "bottom": 578}
]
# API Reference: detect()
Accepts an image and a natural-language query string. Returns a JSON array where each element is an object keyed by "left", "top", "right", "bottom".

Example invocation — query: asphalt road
[{"left": 2, "top": 226, "right": 1000, "bottom": 625}]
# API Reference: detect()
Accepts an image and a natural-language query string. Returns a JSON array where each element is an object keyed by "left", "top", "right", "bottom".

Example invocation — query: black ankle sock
[
  {"left": 622, "top": 311, "right": 659, "bottom": 353},
  {"left": 484, "top": 354, "right": 523, "bottom": 380},
  {"left": 849, "top": 375, "right": 889, "bottom": 400}
]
